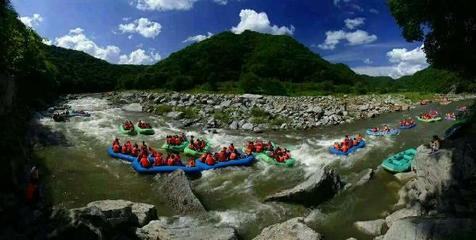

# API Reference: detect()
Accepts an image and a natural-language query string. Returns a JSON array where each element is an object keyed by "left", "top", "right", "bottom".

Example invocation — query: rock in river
[
  {"left": 264, "top": 168, "right": 343, "bottom": 206},
  {"left": 253, "top": 217, "right": 322, "bottom": 240},
  {"left": 137, "top": 217, "right": 238, "bottom": 240},
  {"left": 353, "top": 219, "right": 386, "bottom": 236},
  {"left": 382, "top": 217, "right": 476, "bottom": 240},
  {"left": 154, "top": 170, "right": 206, "bottom": 215}
]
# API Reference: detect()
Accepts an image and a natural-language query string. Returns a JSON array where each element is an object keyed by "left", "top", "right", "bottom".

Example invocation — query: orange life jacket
[
  {"left": 229, "top": 152, "right": 237, "bottom": 160},
  {"left": 206, "top": 155, "right": 215, "bottom": 165},
  {"left": 140, "top": 157, "right": 150, "bottom": 168}
]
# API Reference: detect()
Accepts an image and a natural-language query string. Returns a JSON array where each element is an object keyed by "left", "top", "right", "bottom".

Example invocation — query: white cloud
[
  {"left": 42, "top": 38, "right": 52, "bottom": 45},
  {"left": 119, "top": 18, "right": 162, "bottom": 38},
  {"left": 214, "top": 0, "right": 228, "bottom": 5},
  {"left": 119, "top": 49, "right": 161, "bottom": 65},
  {"left": 352, "top": 45, "right": 428, "bottom": 78},
  {"left": 344, "top": 17, "right": 365, "bottom": 29},
  {"left": 318, "top": 29, "right": 377, "bottom": 50},
  {"left": 135, "top": 0, "right": 197, "bottom": 11},
  {"left": 54, "top": 28, "right": 121, "bottom": 63},
  {"left": 363, "top": 58, "right": 372, "bottom": 64},
  {"left": 183, "top": 32, "right": 213, "bottom": 43},
  {"left": 369, "top": 8, "right": 379, "bottom": 14},
  {"left": 18, "top": 13, "right": 43, "bottom": 28},
  {"left": 231, "top": 9, "right": 294, "bottom": 35}
]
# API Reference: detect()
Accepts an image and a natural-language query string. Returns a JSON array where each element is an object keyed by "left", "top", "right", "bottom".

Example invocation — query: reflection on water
[{"left": 34, "top": 95, "right": 472, "bottom": 240}]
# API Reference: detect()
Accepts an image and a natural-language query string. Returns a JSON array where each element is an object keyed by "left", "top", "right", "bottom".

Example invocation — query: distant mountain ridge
[{"left": 43, "top": 30, "right": 473, "bottom": 94}]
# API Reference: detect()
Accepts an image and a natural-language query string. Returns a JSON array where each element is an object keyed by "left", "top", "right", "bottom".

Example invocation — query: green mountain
[{"left": 40, "top": 30, "right": 474, "bottom": 95}]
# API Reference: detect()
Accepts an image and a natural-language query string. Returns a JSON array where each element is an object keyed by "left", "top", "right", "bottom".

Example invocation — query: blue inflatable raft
[
  {"left": 399, "top": 124, "right": 416, "bottom": 129},
  {"left": 366, "top": 129, "right": 400, "bottom": 136},
  {"left": 196, "top": 154, "right": 255, "bottom": 170},
  {"left": 328, "top": 140, "right": 366, "bottom": 156},
  {"left": 131, "top": 158, "right": 203, "bottom": 174},
  {"left": 107, "top": 146, "right": 137, "bottom": 162}
]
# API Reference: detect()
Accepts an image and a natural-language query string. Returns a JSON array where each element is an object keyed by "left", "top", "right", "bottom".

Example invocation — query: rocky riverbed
[{"left": 105, "top": 91, "right": 474, "bottom": 131}]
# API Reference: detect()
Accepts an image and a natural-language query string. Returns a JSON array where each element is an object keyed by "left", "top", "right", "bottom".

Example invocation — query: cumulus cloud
[
  {"left": 352, "top": 45, "right": 428, "bottom": 78},
  {"left": 231, "top": 9, "right": 294, "bottom": 35},
  {"left": 119, "top": 18, "right": 162, "bottom": 38},
  {"left": 318, "top": 29, "right": 377, "bottom": 50},
  {"left": 55, "top": 28, "right": 121, "bottom": 62},
  {"left": 42, "top": 38, "right": 52, "bottom": 45},
  {"left": 344, "top": 17, "right": 365, "bottom": 29},
  {"left": 363, "top": 58, "right": 372, "bottom": 64},
  {"left": 134, "top": 0, "right": 197, "bottom": 11},
  {"left": 119, "top": 49, "right": 161, "bottom": 65},
  {"left": 183, "top": 32, "right": 213, "bottom": 43},
  {"left": 18, "top": 13, "right": 43, "bottom": 28}
]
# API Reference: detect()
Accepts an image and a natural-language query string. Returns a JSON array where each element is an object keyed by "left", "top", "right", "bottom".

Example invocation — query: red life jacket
[
  {"left": 167, "top": 158, "right": 175, "bottom": 166},
  {"left": 122, "top": 145, "right": 128, "bottom": 153},
  {"left": 229, "top": 152, "right": 237, "bottom": 160},
  {"left": 206, "top": 155, "right": 215, "bottom": 165},
  {"left": 131, "top": 147, "right": 139, "bottom": 156},
  {"left": 218, "top": 151, "right": 226, "bottom": 161},
  {"left": 140, "top": 157, "right": 150, "bottom": 168},
  {"left": 154, "top": 156, "right": 163, "bottom": 166},
  {"left": 113, "top": 144, "right": 120, "bottom": 153}
]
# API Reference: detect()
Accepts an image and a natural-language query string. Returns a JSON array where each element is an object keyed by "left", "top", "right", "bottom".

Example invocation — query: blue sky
[{"left": 13, "top": 0, "right": 428, "bottom": 78}]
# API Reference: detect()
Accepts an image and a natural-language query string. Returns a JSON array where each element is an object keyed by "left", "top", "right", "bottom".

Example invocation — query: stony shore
[{"left": 105, "top": 91, "right": 475, "bottom": 131}]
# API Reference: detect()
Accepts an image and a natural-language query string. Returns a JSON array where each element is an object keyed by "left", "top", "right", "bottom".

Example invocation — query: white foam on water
[
  {"left": 211, "top": 210, "right": 257, "bottom": 229},
  {"left": 66, "top": 97, "right": 110, "bottom": 111}
]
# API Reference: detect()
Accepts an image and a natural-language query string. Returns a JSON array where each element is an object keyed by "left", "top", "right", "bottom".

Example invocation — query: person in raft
[
  {"left": 430, "top": 135, "right": 441, "bottom": 154},
  {"left": 332, "top": 134, "right": 363, "bottom": 153},
  {"left": 152, "top": 151, "right": 164, "bottom": 166},
  {"left": 187, "top": 157, "right": 196, "bottom": 167},
  {"left": 216, "top": 147, "right": 229, "bottom": 162},
  {"left": 245, "top": 141, "right": 255, "bottom": 155},
  {"left": 200, "top": 152, "right": 216, "bottom": 165},
  {"left": 383, "top": 124, "right": 391, "bottom": 132},
  {"left": 138, "top": 120, "right": 151, "bottom": 129},
  {"left": 190, "top": 138, "right": 206, "bottom": 151},
  {"left": 123, "top": 120, "right": 133, "bottom": 130},
  {"left": 139, "top": 149, "right": 151, "bottom": 168},
  {"left": 112, "top": 138, "right": 121, "bottom": 153},
  {"left": 131, "top": 143, "right": 140, "bottom": 156},
  {"left": 400, "top": 118, "right": 415, "bottom": 127},
  {"left": 270, "top": 147, "right": 291, "bottom": 162}
]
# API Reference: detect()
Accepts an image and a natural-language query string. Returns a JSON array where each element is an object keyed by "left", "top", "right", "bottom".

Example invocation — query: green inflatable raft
[
  {"left": 381, "top": 148, "right": 417, "bottom": 173},
  {"left": 184, "top": 142, "right": 211, "bottom": 156},
  {"left": 161, "top": 141, "right": 190, "bottom": 152},
  {"left": 135, "top": 123, "right": 154, "bottom": 135},
  {"left": 417, "top": 116, "right": 442, "bottom": 122},
  {"left": 256, "top": 152, "right": 296, "bottom": 167},
  {"left": 118, "top": 124, "right": 136, "bottom": 135}
]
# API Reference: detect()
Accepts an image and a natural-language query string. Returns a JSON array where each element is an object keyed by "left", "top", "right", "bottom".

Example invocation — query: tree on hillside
[{"left": 388, "top": 0, "right": 476, "bottom": 77}]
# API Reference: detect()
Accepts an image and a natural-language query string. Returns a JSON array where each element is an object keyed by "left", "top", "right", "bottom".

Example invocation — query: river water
[{"left": 33, "top": 95, "right": 472, "bottom": 240}]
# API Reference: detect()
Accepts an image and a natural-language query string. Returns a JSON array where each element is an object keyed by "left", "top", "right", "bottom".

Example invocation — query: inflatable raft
[
  {"left": 131, "top": 158, "right": 202, "bottom": 174},
  {"left": 161, "top": 141, "right": 190, "bottom": 152},
  {"left": 196, "top": 154, "right": 255, "bottom": 170},
  {"left": 381, "top": 148, "right": 417, "bottom": 173},
  {"left": 417, "top": 116, "right": 442, "bottom": 122},
  {"left": 118, "top": 124, "right": 136, "bottom": 135},
  {"left": 184, "top": 143, "right": 211, "bottom": 156},
  {"left": 255, "top": 152, "right": 296, "bottom": 167},
  {"left": 328, "top": 140, "right": 366, "bottom": 156},
  {"left": 107, "top": 146, "right": 137, "bottom": 162},
  {"left": 366, "top": 129, "right": 400, "bottom": 136},
  {"left": 135, "top": 123, "right": 154, "bottom": 135},
  {"left": 399, "top": 123, "right": 416, "bottom": 129}
]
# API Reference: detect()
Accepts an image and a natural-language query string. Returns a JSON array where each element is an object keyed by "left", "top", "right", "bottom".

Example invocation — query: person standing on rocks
[{"left": 430, "top": 135, "right": 441, "bottom": 154}]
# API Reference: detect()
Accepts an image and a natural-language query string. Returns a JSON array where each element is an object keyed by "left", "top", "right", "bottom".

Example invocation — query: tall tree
[{"left": 388, "top": 0, "right": 476, "bottom": 77}]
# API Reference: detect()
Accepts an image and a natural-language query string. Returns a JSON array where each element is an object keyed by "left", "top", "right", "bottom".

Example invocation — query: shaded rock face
[
  {"left": 136, "top": 217, "right": 238, "bottom": 240},
  {"left": 264, "top": 168, "right": 343, "bottom": 206},
  {"left": 253, "top": 217, "right": 322, "bottom": 240},
  {"left": 48, "top": 200, "right": 158, "bottom": 239},
  {"left": 383, "top": 217, "right": 476, "bottom": 240},
  {"left": 155, "top": 170, "right": 206, "bottom": 215},
  {"left": 353, "top": 219, "right": 386, "bottom": 236},
  {"left": 404, "top": 141, "right": 476, "bottom": 214},
  {"left": 385, "top": 206, "right": 421, "bottom": 228}
]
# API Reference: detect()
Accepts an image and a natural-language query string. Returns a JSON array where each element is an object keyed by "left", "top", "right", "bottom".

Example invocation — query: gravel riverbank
[{"left": 106, "top": 91, "right": 475, "bottom": 131}]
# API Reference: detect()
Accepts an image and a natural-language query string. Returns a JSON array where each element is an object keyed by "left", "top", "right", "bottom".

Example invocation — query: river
[{"left": 32, "top": 95, "right": 472, "bottom": 240}]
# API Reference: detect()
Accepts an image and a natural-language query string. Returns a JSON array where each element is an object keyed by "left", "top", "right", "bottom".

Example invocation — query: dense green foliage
[
  {"left": 43, "top": 45, "right": 143, "bottom": 93},
  {"left": 388, "top": 0, "right": 476, "bottom": 77},
  {"left": 120, "top": 31, "right": 390, "bottom": 95}
]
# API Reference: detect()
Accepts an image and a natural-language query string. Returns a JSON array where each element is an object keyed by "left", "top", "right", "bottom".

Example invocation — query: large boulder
[
  {"left": 136, "top": 217, "right": 238, "bottom": 240},
  {"left": 383, "top": 217, "right": 476, "bottom": 240},
  {"left": 264, "top": 168, "right": 343, "bottom": 206},
  {"left": 353, "top": 219, "right": 386, "bottom": 236},
  {"left": 48, "top": 199, "right": 158, "bottom": 239},
  {"left": 253, "top": 217, "right": 322, "bottom": 240},
  {"left": 122, "top": 103, "right": 143, "bottom": 112},
  {"left": 155, "top": 170, "right": 206, "bottom": 215},
  {"left": 385, "top": 206, "right": 421, "bottom": 228}
]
